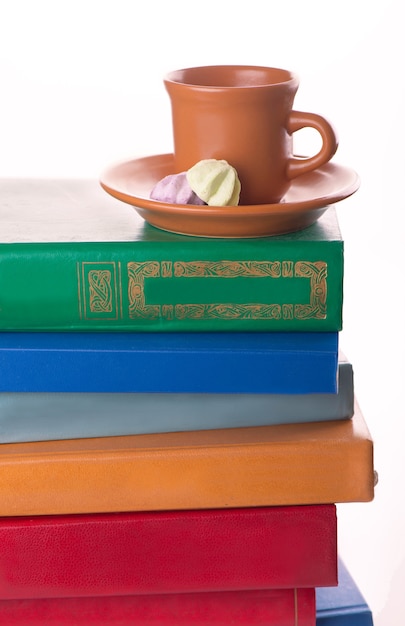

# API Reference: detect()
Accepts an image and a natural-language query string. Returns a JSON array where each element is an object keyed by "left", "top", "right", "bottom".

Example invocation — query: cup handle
[{"left": 286, "top": 111, "right": 338, "bottom": 179}]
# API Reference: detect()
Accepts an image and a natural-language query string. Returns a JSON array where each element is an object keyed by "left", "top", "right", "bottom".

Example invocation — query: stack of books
[{"left": 0, "top": 178, "right": 375, "bottom": 625}]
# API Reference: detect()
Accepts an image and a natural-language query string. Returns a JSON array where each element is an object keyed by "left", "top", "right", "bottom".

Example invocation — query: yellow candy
[{"left": 186, "top": 159, "right": 241, "bottom": 206}]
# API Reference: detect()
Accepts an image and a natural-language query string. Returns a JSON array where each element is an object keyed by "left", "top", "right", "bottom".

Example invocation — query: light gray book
[{"left": 0, "top": 357, "right": 353, "bottom": 443}]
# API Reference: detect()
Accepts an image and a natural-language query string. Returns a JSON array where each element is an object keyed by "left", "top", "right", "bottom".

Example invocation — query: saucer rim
[
  {"left": 100, "top": 153, "right": 360, "bottom": 237},
  {"left": 100, "top": 152, "right": 360, "bottom": 214}
]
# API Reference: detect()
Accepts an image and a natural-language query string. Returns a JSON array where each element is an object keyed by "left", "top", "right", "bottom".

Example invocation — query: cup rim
[{"left": 164, "top": 65, "right": 298, "bottom": 89}]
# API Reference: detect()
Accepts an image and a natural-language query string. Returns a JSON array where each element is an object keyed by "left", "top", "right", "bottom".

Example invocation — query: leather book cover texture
[
  {"left": 316, "top": 558, "right": 374, "bottom": 625},
  {"left": 0, "top": 561, "right": 373, "bottom": 625},
  {"left": 0, "top": 178, "right": 343, "bottom": 333},
  {"left": 0, "top": 331, "right": 339, "bottom": 393},
  {"left": 0, "top": 588, "right": 315, "bottom": 625},
  {"left": 0, "top": 400, "right": 374, "bottom": 516},
  {"left": 0, "top": 505, "right": 337, "bottom": 599},
  {"left": 0, "top": 356, "right": 353, "bottom": 443}
]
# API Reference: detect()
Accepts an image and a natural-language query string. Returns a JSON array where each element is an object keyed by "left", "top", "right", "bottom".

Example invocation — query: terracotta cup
[{"left": 164, "top": 65, "right": 338, "bottom": 205}]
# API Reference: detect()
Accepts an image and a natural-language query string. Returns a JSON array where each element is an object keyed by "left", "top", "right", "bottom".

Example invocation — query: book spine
[
  {"left": 0, "top": 506, "right": 336, "bottom": 598},
  {"left": 316, "top": 606, "right": 374, "bottom": 625},
  {"left": 0, "top": 404, "right": 375, "bottom": 516},
  {"left": 0, "top": 589, "right": 315, "bottom": 626},
  {"left": 0, "top": 332, "right": 339, "bottom": 393},
  {"left": 0, "top": 360, "right": 353, "bottom": 443},
  {"left": 0, "top": 240, "right": 343, "bottom": 331},
  {"left": 316, "top": 559, "right": 374, "bottom": 625}
]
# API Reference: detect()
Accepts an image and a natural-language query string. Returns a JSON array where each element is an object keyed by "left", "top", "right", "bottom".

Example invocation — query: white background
[{"left": 1, "top": 1, "right": 404, "bottom": 624}]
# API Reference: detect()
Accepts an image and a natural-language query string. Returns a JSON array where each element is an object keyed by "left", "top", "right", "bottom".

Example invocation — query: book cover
[
  {"left": 0, "top": 588, "right": 315, "bottom": 625},
  {"left": 0, "top": 178, "right": 343, "bottom": 333},
  {"left": 0, "top": 401, "right": 374, "bottom": 516},
  {"left": 0, "top": 331, "right": 338, "bottom": 393},
  {"left": 0, "top": 505, "right": 337, "bottom": 599},
  {"left": 316, "top": 558, "right": 374, "bottom": 625},
  {"left": 0, "top": 560, "right": 372, "bottom": 625},
  {"left": 0, "top": 357, "right": 353, "bottom": 443}
]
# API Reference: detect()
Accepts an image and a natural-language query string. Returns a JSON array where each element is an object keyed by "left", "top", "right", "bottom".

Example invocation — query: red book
[
  {"left": 0, "top": 588, "right": 316, "bottom": 625},
  {"left": 0, "top": 506, "right": 337, "bottom": 600}
]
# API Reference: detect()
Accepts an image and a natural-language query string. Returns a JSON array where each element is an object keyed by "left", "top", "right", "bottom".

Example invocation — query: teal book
[
  {"left": 0, "top": 355, "right": 353, "bottom": 442},
  {"left": 0, "top": 178, "right": 343, "bottom": 332}
]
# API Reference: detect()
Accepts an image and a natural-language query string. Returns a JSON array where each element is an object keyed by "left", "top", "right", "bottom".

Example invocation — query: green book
[{"left": 0, "top": 178, "right": 343, "bottom": 332}]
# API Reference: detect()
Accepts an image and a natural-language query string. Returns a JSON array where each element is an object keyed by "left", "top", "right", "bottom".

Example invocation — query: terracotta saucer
[{"left": 100, "top": 153, "right": 359, "bottom": 238}]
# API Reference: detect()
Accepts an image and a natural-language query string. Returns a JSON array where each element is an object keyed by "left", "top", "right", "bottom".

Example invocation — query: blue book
[
  {"left": 317, "top": 559, "right": 374, "bottom": 625},
  {"left": 0, "top": 331, "right": 338, "bottom": 393},
  {"left": 0, "top": 355, "right": 352, "bottom": 442}
]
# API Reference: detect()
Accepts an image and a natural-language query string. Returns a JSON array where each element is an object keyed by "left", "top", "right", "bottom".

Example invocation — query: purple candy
[{"left": 150, "top": 172, "right": 206, "bottom": 205}]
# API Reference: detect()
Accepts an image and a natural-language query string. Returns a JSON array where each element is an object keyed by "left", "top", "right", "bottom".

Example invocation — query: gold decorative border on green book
[
  {"left": 78, "top": 262, "right": 123, "bottom": 320},
  {"left": 127, "top": 260, "right": 327, "bottom": 321}
]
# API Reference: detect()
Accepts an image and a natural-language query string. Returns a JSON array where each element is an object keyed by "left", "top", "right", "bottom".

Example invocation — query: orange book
[{"left": 0, "top": 401, "right": 374, "bottom": 516}]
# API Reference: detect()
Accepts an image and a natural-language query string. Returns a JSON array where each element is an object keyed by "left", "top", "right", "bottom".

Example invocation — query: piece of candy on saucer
[
  {"left": 150, "top": 171, "right": 205, "bottom": 205},
  {"left": 187, "top": 159, "right": 241, "bottom": 206}
]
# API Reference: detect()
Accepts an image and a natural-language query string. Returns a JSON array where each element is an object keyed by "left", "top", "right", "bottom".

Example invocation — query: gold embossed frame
[
  {"left": 127, "top": 260, "right": 327, "bottom": 321},
  {"left": 78, "top": 262, "right": 123, "bottom": 320}
]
